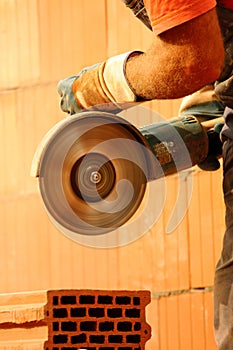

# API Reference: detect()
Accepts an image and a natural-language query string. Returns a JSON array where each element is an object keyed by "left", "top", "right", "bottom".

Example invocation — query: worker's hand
[
  {"left": 178, "top": 85, "right": 224, "bottom": 171},
  {"left": 57, "top": 75, "right": 81, "bottom": 115},
  {"left": 57, "top": 51, "right": 142, "bottom": 115},
  {"left": 197, "top": 123, "right": 224, "bottom": 171},
  {"left": 179, "top": 84, "right": 225, "bottom": 122},
  {"left": 215, "top": 75, "right": 233, "bottom": 110},
  {"left": 57, "top": 64, "right": 100, "bottom": 115}
]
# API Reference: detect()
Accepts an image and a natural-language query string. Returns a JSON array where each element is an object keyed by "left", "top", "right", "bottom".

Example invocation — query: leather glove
[
  {"left": 57, "top": 51, "right": 143, "bottom": 115},
  {"left": 57, "top": 64, "right": 100, "bottom": 115},
  {"left": 179, "top": 84, "right": 224, "bottom": 171},
  {"left": 215, "top": 75, "right": 233, "bottom": 109},
  {"left": 179, "top": 84, "right": 225, "bottom": 122}
]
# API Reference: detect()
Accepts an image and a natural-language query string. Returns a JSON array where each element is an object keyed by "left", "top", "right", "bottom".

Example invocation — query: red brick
[
  {"left": 0, "top": 289, "right": 151, "bottom": 350},
  {"left": 45, "top": 289, "right": 151, "bottom": 350}
]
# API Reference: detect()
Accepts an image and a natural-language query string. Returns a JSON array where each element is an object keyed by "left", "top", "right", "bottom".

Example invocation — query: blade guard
[
  {"left": 31, "top": 111, "right": 150, "bottom": 237},
  {"left": 31, "top": 111, "right": 209, "bottom": 239}
]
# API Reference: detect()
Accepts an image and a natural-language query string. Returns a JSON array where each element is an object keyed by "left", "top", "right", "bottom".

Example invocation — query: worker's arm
[
  {"left": 125, "top": 8, "right": 224, "bottom": 99},
  {"left": 57, "top": 8, "right": 224, "bottom": 114}
]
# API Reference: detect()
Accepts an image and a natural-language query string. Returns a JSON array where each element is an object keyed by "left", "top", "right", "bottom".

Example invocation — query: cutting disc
[{"left": 38, "top": 112, "right": 149, "bottom": 236}]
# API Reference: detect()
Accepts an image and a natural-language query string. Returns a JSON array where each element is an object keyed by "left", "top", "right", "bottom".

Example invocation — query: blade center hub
[
  {"left": 90, "top": 171, "right": 102, "bottom": 184},
  {"left": 69, "top": 152, "right": 116, "bottom": 202}
]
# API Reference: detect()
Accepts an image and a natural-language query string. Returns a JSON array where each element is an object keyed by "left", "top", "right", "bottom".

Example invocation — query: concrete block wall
[{"left": 0, "top": 289, "right": 151, "bottom": 350}]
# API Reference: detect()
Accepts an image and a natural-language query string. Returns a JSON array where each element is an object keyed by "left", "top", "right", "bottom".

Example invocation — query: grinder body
[{"left": 139, "top": 115, "right": 209, "bottom": 180}]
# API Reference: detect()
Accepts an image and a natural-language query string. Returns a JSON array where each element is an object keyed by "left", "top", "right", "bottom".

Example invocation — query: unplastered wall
[{"left": 0, "top": 1, "right": 225, "bottom": 349}]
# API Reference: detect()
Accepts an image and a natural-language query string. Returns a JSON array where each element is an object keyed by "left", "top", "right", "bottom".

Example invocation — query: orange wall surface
[{"left": 0, "top": 1, "right": 226, "bottom": 349}]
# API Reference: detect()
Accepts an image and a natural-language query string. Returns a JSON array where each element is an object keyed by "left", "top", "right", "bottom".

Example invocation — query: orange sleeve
[{"left": 144, "top": 0, "right": 217, "bottom": 35}]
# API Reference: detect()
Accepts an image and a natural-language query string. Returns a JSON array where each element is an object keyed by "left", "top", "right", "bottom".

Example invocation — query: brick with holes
[
  {"left": 45, "top": 289, "right": 151, "bottom": 350},
  {"left": 0, "top": 289, "right": 151, "bottom": 350}
]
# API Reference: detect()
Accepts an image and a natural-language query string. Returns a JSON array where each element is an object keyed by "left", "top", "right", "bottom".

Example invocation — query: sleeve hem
[{"left": 151, "top": 1, "right": 216, "bottom": 35}]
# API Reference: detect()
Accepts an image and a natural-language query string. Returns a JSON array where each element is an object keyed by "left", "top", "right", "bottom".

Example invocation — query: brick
[
  {"left": 0, "top": 289, "right": 151, "bottom": 350},
  {"left": 46, "top": 289, "right": 151, "bottom": 349}
]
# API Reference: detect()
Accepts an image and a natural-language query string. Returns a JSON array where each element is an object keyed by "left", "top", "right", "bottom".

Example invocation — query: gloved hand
[
  {"left": 179, "top": 84, "right": 225, "bottom": 122},
  {"left": 57, "top": 64, "right": 100, "bottom": 115},
  {"left": 197, "top": 123, "right": 224, "bottom": 171},
  {"left": 215, "top": 75, "right": 233, "bottom": 109},
  {"left": 179, "top": 84, "right": 225, "bottom": 171},
  {"left": 57, "top": 51, "right": 143, "bottom": 115}
]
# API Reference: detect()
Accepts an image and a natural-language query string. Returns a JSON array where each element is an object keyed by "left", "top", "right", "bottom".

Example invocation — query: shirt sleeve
[{"left": 144, "top": 0, "right": 217, "bottom": 35}]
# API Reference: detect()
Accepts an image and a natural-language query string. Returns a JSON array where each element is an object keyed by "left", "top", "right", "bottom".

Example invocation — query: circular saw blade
[{"left": 38, "top": 112, "right": 149, "bottom": 236}]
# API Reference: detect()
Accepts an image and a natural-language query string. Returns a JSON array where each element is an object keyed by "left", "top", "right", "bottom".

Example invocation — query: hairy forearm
[{"left": 125, "top": 9, "right": 224, "bottom": 100}]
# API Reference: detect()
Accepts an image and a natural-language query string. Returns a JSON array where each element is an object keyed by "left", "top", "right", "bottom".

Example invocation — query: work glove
[
  {"left": 215, "top": 75, "right": 233, "bottom": 110},
  {"left": 197, "top": 123, "right": 224, "bottom": 171},
  {"left": 179, "top": 84, "right": 225, "bottom": 171},
  {"left": 179, "top": 84, "right": 225, "bottom": 122},
  {"left": 57, "top": 64, "right": 100, "bottom": 115},
  {"left": 57, "top": 51, "right": 143, "bottom": 115}
]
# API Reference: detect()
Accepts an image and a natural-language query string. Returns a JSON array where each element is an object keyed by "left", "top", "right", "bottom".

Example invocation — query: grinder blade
[{"left": 38, "top": 112, "right": 148, "bottom": 236}]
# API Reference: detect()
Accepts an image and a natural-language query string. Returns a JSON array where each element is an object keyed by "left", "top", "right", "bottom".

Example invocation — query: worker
[{"left": 57, "top": 1, "right": 233, "bottom": 348}]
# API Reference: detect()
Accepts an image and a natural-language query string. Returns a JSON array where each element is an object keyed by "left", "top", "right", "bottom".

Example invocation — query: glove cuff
[
  {"left": 72, "top": 51, "right": 143, "bottom": 111},
  {"left": 101, "top": 51, "right": 143, "bottom": 103}
]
